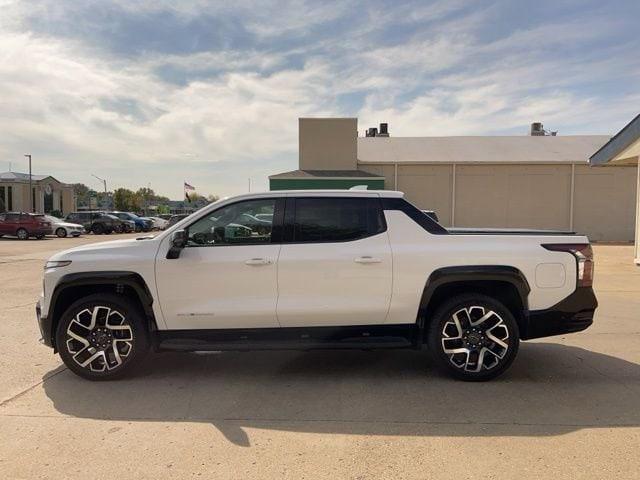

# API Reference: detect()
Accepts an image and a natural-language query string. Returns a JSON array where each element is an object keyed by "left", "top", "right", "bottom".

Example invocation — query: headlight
[{"left": 44, "top": 260, "right": 72, "bottom": 269}]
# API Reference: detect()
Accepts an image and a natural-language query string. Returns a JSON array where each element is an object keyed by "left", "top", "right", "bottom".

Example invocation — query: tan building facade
[
  {"left": 590, "top": 113, "right": 640, "bottom": 260},
  {"left": 0, "top": 172, "right": 76, "bottom": 215},
  {"left": 270, "top": 118, "right": 637, "bottom": 242}
]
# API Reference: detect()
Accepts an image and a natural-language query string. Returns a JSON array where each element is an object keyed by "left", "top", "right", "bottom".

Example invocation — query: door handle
[
  {"left": 354, "top": 256, "right": 382, "bottom": 264},
  {"left": 245, "top": 258, "right": 272, "bottom": 266}
]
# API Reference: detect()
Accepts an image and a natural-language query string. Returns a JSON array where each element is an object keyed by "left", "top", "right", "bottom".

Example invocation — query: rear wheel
[
  {"left": 56, "top": 227, "right": 67, "bottom": 238},
  {"left": 55, "top": 294, "right": 149, "bottom": 380},
  {"left": 16, "top": 228, "right": 28, "bottom": 240},
  {"left": 427, "top": 293, "right": 519, "bottom": 381},
  {"left": 36, "top": 234, "right": 45, "bottom": 239},
  {"left": 92, "top": 223, "right": 104, "bottom": 235}
]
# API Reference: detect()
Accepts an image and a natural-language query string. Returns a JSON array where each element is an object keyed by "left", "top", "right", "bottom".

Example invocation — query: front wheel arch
[{"left": 48, "top": 273, "right": 157, "bottom": 351}]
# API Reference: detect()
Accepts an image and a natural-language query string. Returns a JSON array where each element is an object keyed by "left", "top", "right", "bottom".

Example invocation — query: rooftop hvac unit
[{"left": 530, "top": 122, "right": 545, "bottom": 136}]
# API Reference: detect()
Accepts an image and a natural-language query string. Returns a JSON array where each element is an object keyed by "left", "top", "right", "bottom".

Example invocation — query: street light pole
[
  {"left": 24, "top": 154, "right": 32, "bottom": 212},
  {"left": 91, "top": 174, "right": 107, "bottom": 209}
]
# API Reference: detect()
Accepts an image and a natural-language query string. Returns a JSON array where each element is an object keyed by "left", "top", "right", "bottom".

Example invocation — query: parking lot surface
[{"left": 0, "top": 235, "right": 639, "bottom": 479}]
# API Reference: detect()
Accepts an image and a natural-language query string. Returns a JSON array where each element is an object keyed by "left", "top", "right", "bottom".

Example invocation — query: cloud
[{"left": 0, "top": 0, "right": 639, "bottom": 197}]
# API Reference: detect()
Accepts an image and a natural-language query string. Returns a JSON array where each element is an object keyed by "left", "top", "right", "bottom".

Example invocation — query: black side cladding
[{"left": 380, "top": 198, "right": 448, "bottom": 234}]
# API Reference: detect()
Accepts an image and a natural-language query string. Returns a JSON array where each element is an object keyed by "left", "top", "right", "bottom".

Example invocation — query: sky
[{"left": 1, "top": 0, "right": 639, "bottom": 199}]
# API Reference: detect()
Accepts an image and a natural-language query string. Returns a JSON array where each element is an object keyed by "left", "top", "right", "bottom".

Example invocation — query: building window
[
  {"left": 7, "top": 186, "right": 12, "bottom": 211},
  {"left": 60, "top": 193, "right": 63, "bottom": 214},
  {"left": 44, "top": 191, "right": 53, "bottom": 214},
  {"left": 32, "top": 188, "right": 36, "bottom": 213},
  {"left": 0, "top": 186, "right": 5, "bottom": 213}
]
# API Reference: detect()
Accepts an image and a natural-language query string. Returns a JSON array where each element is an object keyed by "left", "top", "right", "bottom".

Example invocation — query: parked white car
[
  {"left": 44, "top": 215, "right": 84, "bottom": 238},
  {"left": 36, "top": 190, "right": 597, "bottom": 381},
  {"left": 148, "top": 216, "right": 169, "bottom": 230}
]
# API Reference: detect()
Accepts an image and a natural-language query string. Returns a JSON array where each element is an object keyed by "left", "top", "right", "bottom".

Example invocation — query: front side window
[
  {"left": 187, "top": 199, "right": 276, "bottom": 246},
  {"left": 293, "top": 197, "right": 385, "bottom": 243}
]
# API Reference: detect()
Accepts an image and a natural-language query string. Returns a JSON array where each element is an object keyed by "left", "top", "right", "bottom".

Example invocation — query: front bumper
[
  {"left": 36, "top": 299, "right": 54, "bottom": 348},
  {"left": 523, "top": 287, "right": 598, "bottom": 340}
]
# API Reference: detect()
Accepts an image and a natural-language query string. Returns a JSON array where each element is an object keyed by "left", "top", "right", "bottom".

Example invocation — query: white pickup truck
[{"left": 37, "top": 190, "right": 597, "bottom": 381}]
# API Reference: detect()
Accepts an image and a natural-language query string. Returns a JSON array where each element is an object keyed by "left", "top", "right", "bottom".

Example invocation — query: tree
[
  {"left": 113, "top": 188, "right": 141, "bottom": 211},
  {"left": 72, "top": 183, "right": 94, "bottom": 207}
]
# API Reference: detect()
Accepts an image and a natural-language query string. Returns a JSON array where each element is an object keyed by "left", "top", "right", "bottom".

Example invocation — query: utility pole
[
  {"left": 92, "top": 174, "right": 107, "bottom": 209},
  {"left": 24, "top": 154, "right": 33, "bottom": 212}
]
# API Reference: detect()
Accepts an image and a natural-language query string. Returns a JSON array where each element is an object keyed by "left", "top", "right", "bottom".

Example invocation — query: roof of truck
[{"left": 225, "top": 190, "right": 404, "bottom": 199}]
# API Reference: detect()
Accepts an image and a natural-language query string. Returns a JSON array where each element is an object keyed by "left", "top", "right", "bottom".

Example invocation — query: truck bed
[{"left": 447, "top": 227, "right": 576, "bottom": 235}]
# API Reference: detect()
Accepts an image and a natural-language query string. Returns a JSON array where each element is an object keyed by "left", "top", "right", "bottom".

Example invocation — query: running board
[{"left": 155, "top": 324, "right": 417, "bottom": 352}]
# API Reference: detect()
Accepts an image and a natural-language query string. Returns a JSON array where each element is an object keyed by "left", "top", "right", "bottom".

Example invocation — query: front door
[
  {"left": 276, "top": 196, "right": 393, "bottom": 327},
  {"left": 155, "top": 197, "right": 283, "bottom": 330}
]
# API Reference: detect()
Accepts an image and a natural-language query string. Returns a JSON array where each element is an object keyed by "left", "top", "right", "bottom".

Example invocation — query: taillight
[{"left": 542, "top": 243, "right": 594, "bottom": 287}]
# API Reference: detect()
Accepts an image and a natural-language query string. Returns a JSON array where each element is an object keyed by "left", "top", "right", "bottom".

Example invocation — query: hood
[{"left": 47, "top": 237, "right": 151, "bottom": 261}]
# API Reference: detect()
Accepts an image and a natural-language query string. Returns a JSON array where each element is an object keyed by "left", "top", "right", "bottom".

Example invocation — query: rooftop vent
[
  {"left": 365, "top": 122, "right": 390, "bottom": 137},
  {"left": 530, "top": 122, "right": 557, "bottom": 136}
]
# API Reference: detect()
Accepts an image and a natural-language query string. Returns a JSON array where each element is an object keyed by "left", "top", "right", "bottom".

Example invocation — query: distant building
[
  {"left": 590, "top": 113, "right": 640, "bottom": 261},
  {"left": 0, "top": 171, "right": 76, "bottom": 215},
  {"left": 269, "top": 118, "right": 636, "bottom": 241}
]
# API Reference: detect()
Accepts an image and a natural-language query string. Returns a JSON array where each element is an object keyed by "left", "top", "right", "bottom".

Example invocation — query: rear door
[{"left": 276, "top": 196, "right": 393, "bottom": 327}]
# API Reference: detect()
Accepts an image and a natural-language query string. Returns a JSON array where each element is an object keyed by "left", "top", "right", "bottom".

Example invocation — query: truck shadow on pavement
[{"left": 42, "top": 342, "right": 640, "bottom": 447}]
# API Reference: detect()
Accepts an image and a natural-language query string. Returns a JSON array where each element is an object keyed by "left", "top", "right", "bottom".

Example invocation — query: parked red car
[{"left": 0, "top": 212, "right": 52, "bottom": 240}]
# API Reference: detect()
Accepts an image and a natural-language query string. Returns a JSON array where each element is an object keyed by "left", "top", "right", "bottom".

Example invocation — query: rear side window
[
  {"left": 4, "top": 213, "right": 19, "bottom": 222},
  {"left": 292, "top": 197, "right": 385, "bottom": 243}
]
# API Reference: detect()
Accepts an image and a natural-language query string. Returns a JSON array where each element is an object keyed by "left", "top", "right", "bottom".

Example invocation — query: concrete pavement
[{"left": 0, "top": 235, "right": 639, "bottom": 479}]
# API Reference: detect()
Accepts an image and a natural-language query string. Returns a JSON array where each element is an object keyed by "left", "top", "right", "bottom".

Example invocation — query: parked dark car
[
  {"left": 109, "top": 211, "right": 153, "bottom": 232},
  {"left": 166, "top": 214, "right": 189, "bottom": 228},
  {"left": 0, "top": 212, "right": 51, "bottom": 240},
  {"left": 65, "top": 212, "right": 122, "bottom": 235}
]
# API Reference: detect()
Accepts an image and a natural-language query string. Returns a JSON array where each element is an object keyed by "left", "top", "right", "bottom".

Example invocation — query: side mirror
[{"left": 166, "top": 229, "right": 187, "bottom": 259}]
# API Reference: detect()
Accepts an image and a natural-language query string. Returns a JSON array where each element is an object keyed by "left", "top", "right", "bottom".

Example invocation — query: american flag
[{"left": 184, "top": 182, "right": 195, "bottom": 202}]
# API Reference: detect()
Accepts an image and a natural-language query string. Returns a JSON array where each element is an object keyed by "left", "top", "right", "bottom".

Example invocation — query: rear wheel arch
[
  {"left": 418, "top": 266, "right": 530, "bottom": 339},
  {"left": 49, "top": 272, "right": 157, "bottom": 350}
]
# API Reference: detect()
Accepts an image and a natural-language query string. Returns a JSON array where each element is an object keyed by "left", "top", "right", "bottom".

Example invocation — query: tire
[
  {"left": 427, "top": 293, "right": 519, "bottom": 381},
  {"left": 36, "top": 234, "right": 45, "bottom": 240},
  {"left": 105, "top": 229, "right": 113, "bottom": 234},
  {"left": 55, "top": 293, "right": 149, "bottom": 381},
  {"left": 16, "top": 228, "right": 29, "bottom": 240},
  {"left": 134, "top": 224, "right": 142, "bottom": 233},
  {"left": 56, "top": 227, "right": 67, "bottom": 238},
  {"left": 92, "top": 223, "right": 104, "bottom": 235}
]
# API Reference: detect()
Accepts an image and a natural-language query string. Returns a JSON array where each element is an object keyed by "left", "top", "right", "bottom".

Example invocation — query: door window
[
  {"left": 292, "top": 198, "right": 385, "bottom": 243},
  {"left": 187, "top": 199, "right": 277, "bottom": 246}
]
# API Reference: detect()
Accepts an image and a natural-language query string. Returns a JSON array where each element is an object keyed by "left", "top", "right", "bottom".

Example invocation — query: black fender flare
[
  {"left": 48, "top": 271, "right": 156, "bottom": 346},
  {"left": 416, "top": 265, "right": 531, "bottom": 344}
]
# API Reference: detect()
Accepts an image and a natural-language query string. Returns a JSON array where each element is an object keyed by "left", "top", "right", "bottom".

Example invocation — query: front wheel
[
  {"left": 92, "top": 223, "right": 104, "bottom": 235},
  {"left": 16, "top": 228, "right": 29, "bottom": 240},
  {"left": 427, "top": 293, "right": 519, "bottom": 381},
  {"left": 55, "top": 294, "right": 149, "bottom": 380}
]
